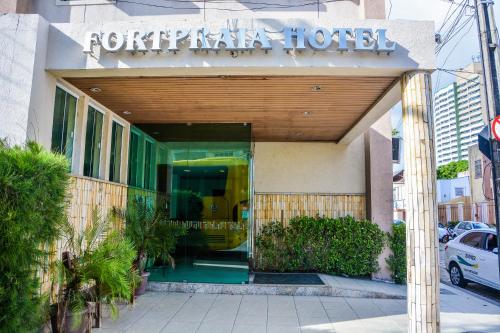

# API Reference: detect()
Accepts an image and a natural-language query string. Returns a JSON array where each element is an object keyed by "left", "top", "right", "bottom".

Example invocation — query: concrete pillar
[
  {"left": 365, "top": 112, "right": 394, "bottom": 281},
  {"left": 401, "top": 71, "right": 440, "bottom": 333}
]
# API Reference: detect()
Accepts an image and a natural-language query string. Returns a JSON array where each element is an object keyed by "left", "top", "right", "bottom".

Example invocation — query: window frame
[
  {"left": 128, "top": 129, "right": 143, "bottom": 188},
  {"left": 143, "top": 138, "right": 155, "bottom": 190},
  {"left": 109, "top": 120, "right": 125, "bottom": 183},
  {"left": 474, "top": 159, "right": 482, "bottom": 179},
  {"left": 83, "top": 103, "right": 105, "bottom": 179},
  {"left": 51, "top": 84, "right": 79, "bottom": 168}
]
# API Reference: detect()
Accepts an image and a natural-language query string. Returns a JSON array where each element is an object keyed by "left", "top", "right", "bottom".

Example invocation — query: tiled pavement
[{"left": 96, "top": 285, "right": 500, "bottom": 333}]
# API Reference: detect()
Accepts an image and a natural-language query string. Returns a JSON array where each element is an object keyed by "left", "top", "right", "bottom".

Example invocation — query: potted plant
[
  {"left": 119, "top": 198, "right": 186, "bottom": 297},
  {"left": 51, "top": 211, "right": 139, "bottom": 333}
]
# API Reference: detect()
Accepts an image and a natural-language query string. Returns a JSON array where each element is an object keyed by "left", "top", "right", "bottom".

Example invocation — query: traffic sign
[{"left": 492, "top": 116, "right": 500, "bottom": 141}]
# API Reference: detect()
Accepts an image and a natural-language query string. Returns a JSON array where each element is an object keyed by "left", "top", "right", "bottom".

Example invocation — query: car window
[
  {"left": 485, "top": 234, "right": 497, "bottom": 252},
  {"left": 460, "top": 232, "right": 484, "bottom": 249},
  {"left": 472, "top": 223, "right": 488, "bottom": 229},
  {"left": 457, "top": 222, "right": 464, "bottom": 229}
]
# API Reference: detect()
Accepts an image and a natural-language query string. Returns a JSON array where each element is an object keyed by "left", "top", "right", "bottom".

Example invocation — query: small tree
[{"left": 437, "top": 160, "right": 469, "bottom": 179}]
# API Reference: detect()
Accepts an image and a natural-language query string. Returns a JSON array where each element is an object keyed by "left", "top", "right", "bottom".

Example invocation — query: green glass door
[{"left": 124, "top": 124, "right": 252, "bottom": 284}]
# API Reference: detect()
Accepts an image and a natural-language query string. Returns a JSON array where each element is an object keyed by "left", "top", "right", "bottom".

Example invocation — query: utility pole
[{"left": 474, "top": 0, "right": 500, "bottom": 274}]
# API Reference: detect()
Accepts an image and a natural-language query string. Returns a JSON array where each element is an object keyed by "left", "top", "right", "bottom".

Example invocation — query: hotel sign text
[{"left": 83, "top": 27, "right": 397, "bottom": 55}]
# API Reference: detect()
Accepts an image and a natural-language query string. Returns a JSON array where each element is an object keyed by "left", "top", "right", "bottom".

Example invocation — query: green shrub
[
  {"left": 255, "top": 216, "right": 385, "bottom": 277},
  {"left": 0, "top": 142, "right": 70, "bottom": 332},
  {"left": 386, "top": 223, "right": 406, "bottom": 284}
]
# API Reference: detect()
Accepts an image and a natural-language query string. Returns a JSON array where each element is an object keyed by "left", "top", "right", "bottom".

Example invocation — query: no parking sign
[{"left": 493, "top": 116, "right": 500, "bottom": 141}]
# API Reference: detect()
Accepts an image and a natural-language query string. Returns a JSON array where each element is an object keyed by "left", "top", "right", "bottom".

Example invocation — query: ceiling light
[
  {"left": 89, "top": 87, "right": 102, "bottom": 93},
  {"left": 311, "top": 85, "right": 321, "bottom": 92},
  {"left": 122, "top": 111, "right": 132, "bottom": 115},
  {"left": 303, "top": 111, "right": 312, "bottom": 116}
]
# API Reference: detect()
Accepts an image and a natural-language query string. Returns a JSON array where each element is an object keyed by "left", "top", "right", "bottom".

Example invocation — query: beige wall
[
  {"left": 0, "top": 0, "right": 31, "bottom": 13},
  {"left": 365, "top": 112, "right": 393, "bottom": 281},
  {"left": 253, "top": 138, "right": 365, "bottom": 194},
  {"left": 468, "top": 144, "right": 493, "bottom": 203}
]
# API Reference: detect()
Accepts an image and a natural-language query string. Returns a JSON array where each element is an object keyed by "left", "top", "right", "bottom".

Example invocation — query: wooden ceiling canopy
[{"left": 65, "top": 76, "right": 397, "bottom": 141}]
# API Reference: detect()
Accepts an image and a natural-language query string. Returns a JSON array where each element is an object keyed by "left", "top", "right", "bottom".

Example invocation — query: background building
[
  {"left": 434, "top": 62, "right": 486, "bottom": 166},
  {"left": 436, "top": 174, "right": 470, "bottom": 203}
]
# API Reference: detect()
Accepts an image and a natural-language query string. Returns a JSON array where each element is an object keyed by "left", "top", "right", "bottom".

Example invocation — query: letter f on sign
[{"left": 83, "top": 32, "right": 101, "bottom": 54}]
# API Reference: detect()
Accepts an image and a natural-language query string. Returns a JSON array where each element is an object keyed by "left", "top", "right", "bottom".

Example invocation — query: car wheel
[
  {"left": 449, "top": 262, "right": 468, "bottom": 287},
  {"left": 442, "top": 235, "right": 449, "bottom": 243}
]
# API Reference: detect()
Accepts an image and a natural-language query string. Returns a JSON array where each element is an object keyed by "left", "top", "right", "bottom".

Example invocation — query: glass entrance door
[{"left": 139, "top": 124, "right": 251, "bottom": 284}]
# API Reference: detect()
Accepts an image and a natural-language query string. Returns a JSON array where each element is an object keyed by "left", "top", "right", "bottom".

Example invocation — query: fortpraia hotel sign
[{"left": 83, "top": 27, "right": 397, "bottom": 55}]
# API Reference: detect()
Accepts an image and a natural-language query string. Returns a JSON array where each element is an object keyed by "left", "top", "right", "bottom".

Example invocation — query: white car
[
  {"left": 451, "top": 221, "right": 491, "bottom": 238},
  {"left": 445, "top": 229, "right": 499, "bottom": 290}
]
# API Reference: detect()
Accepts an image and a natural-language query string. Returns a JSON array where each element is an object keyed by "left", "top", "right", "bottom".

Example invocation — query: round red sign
[{"left": 493, "top": 116, "right": 500, "bottom": 141}]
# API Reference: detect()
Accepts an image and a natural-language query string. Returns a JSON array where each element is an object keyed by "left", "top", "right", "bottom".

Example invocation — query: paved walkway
[{"left": 96, "top": 284, "right": 500, "bottom": 333}]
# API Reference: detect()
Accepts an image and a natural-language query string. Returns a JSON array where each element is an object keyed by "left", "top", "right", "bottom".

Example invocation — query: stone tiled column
[{"left": 401, "top": 71, "right": 440, "bottom": 333}]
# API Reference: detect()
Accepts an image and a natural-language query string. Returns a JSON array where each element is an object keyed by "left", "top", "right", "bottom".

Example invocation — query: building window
[
  {"left": 83, "top": 106, "right": 104, "bottom": 178},
  {"left": 128, "top": 131, "right": 142, "bottom": 187},
  {"left": 109, "top": 121, "right": 124, "bottom": 183},
  {"left": 144, "top": 140, "right": 155, "bottom": 190},
  {"left": 51, "top": 86, "right": 77, "bottom": 167},
  {"left": 474, "top": 159, "right": 482, "bottom": 179},
  {"left": 455, "top": 187, "right": 464, "bottom": 197}
]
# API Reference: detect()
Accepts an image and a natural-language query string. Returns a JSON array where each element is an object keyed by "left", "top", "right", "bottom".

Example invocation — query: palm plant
[
  {"left": 117, "top": 198, "right": 186, "bottom": 295},
  {"left": 52, "top": 211, "right": 139, "bottom": 333}
]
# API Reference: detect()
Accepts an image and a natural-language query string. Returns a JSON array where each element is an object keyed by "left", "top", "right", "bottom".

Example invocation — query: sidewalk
[{"left": 95, "top": 283, "right": 500, "bottom": 333}]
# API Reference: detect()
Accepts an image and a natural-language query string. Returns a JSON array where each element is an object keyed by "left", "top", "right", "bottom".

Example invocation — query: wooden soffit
[{"left": 65, "top": 76, "right": 397, "bottom": 141}]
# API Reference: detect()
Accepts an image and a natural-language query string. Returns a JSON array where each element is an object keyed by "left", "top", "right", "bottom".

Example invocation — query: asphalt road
[{"left": 439, "top": 243, "right": 500, "bottom": 306}]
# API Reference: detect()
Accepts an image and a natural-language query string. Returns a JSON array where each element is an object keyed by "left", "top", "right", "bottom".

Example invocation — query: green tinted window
[
  {"left": 83, "top": 106, "right": 103, "bottom": 178},
  {"left": 144, "top": 140, "right": 154, "bottom": 190},
  {"left": 128, "top": 131, "right": 142, "bottom": 187},
  {"left": 51, "top": 87, "right": 77, "bottom": 166},
  {"left": 109, "top": 121, "right": 124, "bottom": 183}
]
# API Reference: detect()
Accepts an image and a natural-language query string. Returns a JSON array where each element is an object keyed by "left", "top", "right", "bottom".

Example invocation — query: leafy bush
[
  {"left": 437, "top": 160, "right": 468, "bottom": 179},
  {"left": 0, "top": 142, "right": 69, "bottom": 332},
  {"left": 386, "top": 223, "right": 406, "bottom": 284},
  {"left": 255, "top": 216, "right": 385, "bottom": 277}
]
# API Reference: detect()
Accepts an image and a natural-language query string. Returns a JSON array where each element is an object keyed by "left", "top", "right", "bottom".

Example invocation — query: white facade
[
  {"left": 436, "top": 176, "right": 471, "bottom": 203},
  {"left": 434, "top": 63, "right": 486, "bottom": 166}
]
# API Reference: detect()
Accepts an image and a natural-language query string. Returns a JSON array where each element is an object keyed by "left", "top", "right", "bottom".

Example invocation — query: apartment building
[{"left": 434, "top": 62, "right": 486, "bottom": 166}]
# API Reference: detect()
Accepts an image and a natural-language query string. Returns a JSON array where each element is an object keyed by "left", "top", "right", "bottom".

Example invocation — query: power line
[{"left": 117, "top": 0, "right": 339, "bottom": 11}]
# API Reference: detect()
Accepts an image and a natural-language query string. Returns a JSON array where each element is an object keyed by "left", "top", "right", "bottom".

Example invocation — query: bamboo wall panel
[
  {"left": 40, "top": 176, "right": 128, "bottom": 292},
  {"left": 253, "top": 193, "right": 366, "bottom": 231},
  {"left": 67, "top": 176, "right": 128, "bottom": 232}
]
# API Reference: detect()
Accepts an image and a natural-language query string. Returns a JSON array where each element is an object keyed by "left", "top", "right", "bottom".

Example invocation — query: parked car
[
  {"left": 438, "top": 223, "right": 451, "bottom": 243},
  {"left": 451, "top": 221, "right": 491, "bottom": 238},
  {"left": 444, "top": 229, "right": 499, "bottom": 290}
]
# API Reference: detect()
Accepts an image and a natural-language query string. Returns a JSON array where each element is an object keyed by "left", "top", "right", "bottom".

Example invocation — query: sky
[{"left": 387, "top": 0, "right": 500, "bottom": 171}]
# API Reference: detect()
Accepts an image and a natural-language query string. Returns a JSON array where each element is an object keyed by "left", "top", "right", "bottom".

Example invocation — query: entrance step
[{"left": 147, "top": 274, "right": 406, "bottom": 299}]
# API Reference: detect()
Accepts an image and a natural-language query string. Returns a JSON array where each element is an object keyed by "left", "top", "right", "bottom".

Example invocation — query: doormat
[{"left": 253, "top": 273, "right": 325, "bottom": 285}]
